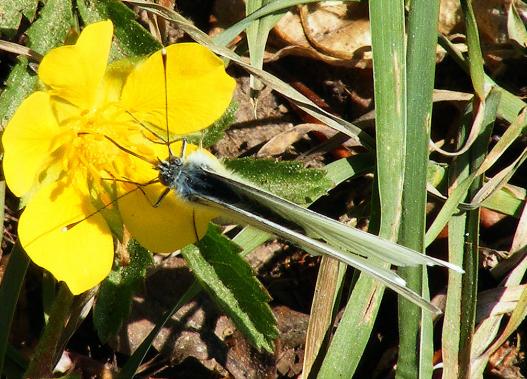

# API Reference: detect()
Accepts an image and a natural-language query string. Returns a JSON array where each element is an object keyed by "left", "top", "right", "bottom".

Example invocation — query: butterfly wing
[
  {"left": 189, "top": 174, "right": 441, "bottom": 314},
  {"left": 190, "top": 160, "right": 461, "bottom": 272},
  {"left": 179, "top": 154, "right": 462, "bottom": 313}
]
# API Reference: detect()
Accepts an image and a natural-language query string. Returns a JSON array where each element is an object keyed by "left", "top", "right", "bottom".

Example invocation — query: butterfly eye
[{"left": 170, "top": 156, "right": 183, "bottom": 166}]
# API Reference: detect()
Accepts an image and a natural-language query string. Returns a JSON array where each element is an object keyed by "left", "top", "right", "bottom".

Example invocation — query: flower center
[{"left": 63, "top": 103, "right": 138, "bottom": 181}]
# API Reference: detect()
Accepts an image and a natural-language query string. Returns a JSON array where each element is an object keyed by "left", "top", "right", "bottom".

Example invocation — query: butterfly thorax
[{"left": 157, "top": 155, "right": 183, "bottom": 187}]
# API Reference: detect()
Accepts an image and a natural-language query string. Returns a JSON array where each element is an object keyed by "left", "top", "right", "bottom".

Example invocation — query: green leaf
[
  {"left": 182, "top": 225, "right": 278, "bottom": 352},
  {"left": 0, "top": 0, "right": 38, "bottom": 38},
  {"left": 93, "top": 240, "right": 153, "bottom": 343},
  {"left": 187, "top": 101, "right": 238, "bottom": 148},
  {"left": 0, "top": 0, "right": 74, "bottom": 123},
  {"left": 508, "top": 1, "right": 527, "bottom": 47},
  {"left": 77, "top": 0, "right": 161, "bottom": 59},
  {"left": 25, "top": 0, "right": 74, "bottom": 55},
  {"left": 0, "top": 57, "right": 36, "bottom": 125},
  {"left": 224, "top": 158, "right": 331, "bottom": 206}
]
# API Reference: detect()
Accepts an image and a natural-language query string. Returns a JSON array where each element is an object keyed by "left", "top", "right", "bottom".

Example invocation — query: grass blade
[
  {"left": 442, "top": 88, "right": 499, "bottom": 379},
  {"left": 0, "top": 245, "right": 30, "bottom": 375},
  {"left": 302, "top": 257, "right": 345, "bottom": 377},
  {"left": 399, "top": 0, "right": 441, "bottom": 376}
]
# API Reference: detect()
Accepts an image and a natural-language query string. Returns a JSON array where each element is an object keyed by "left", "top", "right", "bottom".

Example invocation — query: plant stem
[{"left": 23, "top": 284, "right": 74, "bottom": 378}]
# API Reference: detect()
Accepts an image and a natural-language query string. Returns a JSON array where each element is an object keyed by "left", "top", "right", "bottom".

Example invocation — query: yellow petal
[
  {"left": 117, "top": 141, "right": 217, "bottom": 253},
  {"left": 119, "top": 183, "right": 215, "bottom": 253},
  {"left": 120, "top": 43, "right": 235, "bottom": 137},
  {"left": 99, "top": 58, "right": 137, "bottom": 105},
  {"left": 2, "top": 92, "right": 70, "bottom": 197},
  {"left": 18, "top": 180, "right": 114, "bottom": 295},
  {"left": 38, "top": 20, "right": 113, "bottom": 110}
]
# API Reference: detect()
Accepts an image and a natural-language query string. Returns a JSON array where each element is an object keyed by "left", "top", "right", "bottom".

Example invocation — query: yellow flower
[
  {"left": 116, "top": 42, "right": 235, "bottom": 254},
  {"left": 2, "top": 20, "right": 235, "bottom": 294}
]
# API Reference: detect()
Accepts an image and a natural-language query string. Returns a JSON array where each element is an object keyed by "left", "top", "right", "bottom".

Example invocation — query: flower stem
[{"left": 23, "top": 283, "right": 74, "bottom": 378}]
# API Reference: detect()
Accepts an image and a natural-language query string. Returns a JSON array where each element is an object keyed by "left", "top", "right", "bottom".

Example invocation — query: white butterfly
[{"left": 152, "top": 141, "right": 462, "bottom": 314}]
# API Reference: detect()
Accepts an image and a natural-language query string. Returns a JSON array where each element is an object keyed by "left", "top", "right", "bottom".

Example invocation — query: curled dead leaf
[
  {"left": 257, "top": 123, "right": 332, "bottom": 157},
  {"left": 271, "top": 1, "right": 464, "bottom": 68}
]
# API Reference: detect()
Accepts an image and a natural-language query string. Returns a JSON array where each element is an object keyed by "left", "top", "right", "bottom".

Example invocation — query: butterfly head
[{"left": 157, "top": 155, "right": 184, "bottom": 188}]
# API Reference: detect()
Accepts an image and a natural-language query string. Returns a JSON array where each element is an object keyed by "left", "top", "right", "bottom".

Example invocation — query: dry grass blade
[
  {"left": 430, "top": 93, "right": 487, "bottom": 157},
  {"left": 302, "top": 257, "right": 342, "bottom": 378},
  {"left": 477, "top": 285, "right": 527, "bottom": 322},
  {"left": 256, "top": 123, "right": 330, "bottom": 157},
  {"left": 0, "top": 40, "right": 42, "bottom": 61}
]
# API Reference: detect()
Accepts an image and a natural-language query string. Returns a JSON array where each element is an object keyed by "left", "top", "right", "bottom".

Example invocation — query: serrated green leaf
[
  {"left": 0, "top": 0, "right": 38, "bottom": 38},
  {"left": 25, "top": 0, "right": 74, "bottom": 55},
  {"left": 77, "top": 0, "right": 161, "bottom": 59},
  {"left": 224, "top": 158, "right": 331, "bottom": 206},
  {"left": 93, "top": 240, "right": 153, "bottom": 343},
  {"left": 0, "top": 0, "right": 74, "bottom": 123},
  {"left": 182, "top": 225, "right": 278, "bottom": 352},
  {"left": 0, "top": 57, "right": 37, "bottom": 125},
  {"left": 187, "top": 101, "right": 238, "bottom": 148}
]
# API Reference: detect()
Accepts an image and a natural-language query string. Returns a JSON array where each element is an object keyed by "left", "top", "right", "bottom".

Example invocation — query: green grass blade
[
  {"left": 438, "top": 35, "right": 527, "bottom": 126},
  {"left": 320, "top": 0, "right": 410, "bottom": 376},
  {"left": 442, "top": 88, "right": 499, "bottom": 378},
  {"left": 318, "top": 274, "right": 386, "bottom": 377},
  {"left": 460, "top": 0, "right": 485, "bottom": 100},
  {"left": 399, "top": 0, "right": 441, "bottom": 376},
  {"left": 369, "top": 0, "right": 406, "bottom": 238},
  {"left": 367, "top": 0, "right": 421, "bottom": 376},
  {"left": 245, "top": 0, "right": 286, "bottom": 94},
  {"left": 213, "top": 0, "right": 360, "bottom": 47},
  {"left": 0, "top": 245, "right": 30, "bottom": 375}
]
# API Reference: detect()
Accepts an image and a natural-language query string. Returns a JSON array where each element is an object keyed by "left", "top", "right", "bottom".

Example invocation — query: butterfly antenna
[
  {"left": 161, "top": 47, "right": 174, "bottom": 157},
  {"left": 103, "top": 135, "right": 155, "bottom": 165},
  {"left": 126, "top": 110, "right": 168, "bottom": 144},
  {"left": 63, "top": 179, "right": 156, "bottom": 231}
]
